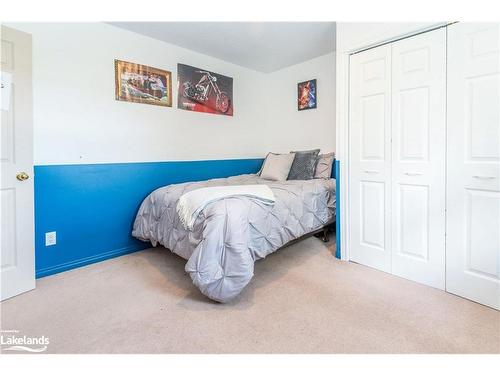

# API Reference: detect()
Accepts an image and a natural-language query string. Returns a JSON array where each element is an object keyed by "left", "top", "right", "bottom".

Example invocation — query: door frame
[{"left": 335, "top": 22, "right": 451, "bottom": 261}]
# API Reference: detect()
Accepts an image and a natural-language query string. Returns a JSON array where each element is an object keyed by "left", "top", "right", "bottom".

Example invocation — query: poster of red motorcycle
[{"left": 177, "top": 63, "right": 233, "bottom": 116}]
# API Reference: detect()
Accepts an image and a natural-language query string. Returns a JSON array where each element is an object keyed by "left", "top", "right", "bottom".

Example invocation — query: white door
[
  {"left": 390, "top": 29, "right": 447, "bottom": 289},
  {"left": 446, "top": 23, "right": 500, "bottom": 310},
  {"left": 1, "top": 26, "right": 35, "bottom": 301},
  {"left": 349, "top": 45, "right": 392, "bottom": 272}
]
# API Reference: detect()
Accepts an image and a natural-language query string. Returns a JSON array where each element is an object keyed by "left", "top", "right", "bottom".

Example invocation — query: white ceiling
[{"left": 108, "top": 22, "right": 336, "bottom": 73}]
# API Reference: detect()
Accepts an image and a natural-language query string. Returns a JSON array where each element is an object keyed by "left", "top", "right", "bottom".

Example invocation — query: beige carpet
[{"left": 1, "top": 236, "right": 499, "bottom": 354}]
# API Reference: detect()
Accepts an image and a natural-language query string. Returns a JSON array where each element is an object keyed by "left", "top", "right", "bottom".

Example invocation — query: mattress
[{"left": 132, "top": 174, "right": 336, "bottom": 302}]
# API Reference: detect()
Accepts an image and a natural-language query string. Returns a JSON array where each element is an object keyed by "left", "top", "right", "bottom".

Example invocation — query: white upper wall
[
  {"left": 7, "top": 22, "right": 336, "bottom": 165},
  {"left": 263, "top": 52, "right": 336, "bottom": 154}
]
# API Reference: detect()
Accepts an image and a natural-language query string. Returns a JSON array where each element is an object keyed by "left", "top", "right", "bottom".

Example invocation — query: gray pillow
[
  {"left": 287, "top": 149, "right": 320, "bottom": 180},
  {"left": 314, "top": 152, "right": 335, "bottom": 179},
  {"left": 260, "top": 152, "right": 296, "bottom": 181}
]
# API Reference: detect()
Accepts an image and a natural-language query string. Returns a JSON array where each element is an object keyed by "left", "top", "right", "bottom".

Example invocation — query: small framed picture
[
  {"left": 297, "top": 79, "right": 317, "bottom": 111},
  {"left": 115, "top": 59, "right": 172, "bottom": 107}
]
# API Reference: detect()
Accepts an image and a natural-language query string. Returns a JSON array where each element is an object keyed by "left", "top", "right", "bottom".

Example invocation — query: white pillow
[
  {"left": 314, "top": 152, "right": 335, "bottom": 179},
  {"left": 260, "top": 153, "right": 296, "bottom": 181}
]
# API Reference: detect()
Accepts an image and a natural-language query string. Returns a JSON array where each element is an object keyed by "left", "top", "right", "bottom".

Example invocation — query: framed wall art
[
  {"left": 298, "top": 79, "right": 317, "bottom": 111},
  {"left": 115, "top": 59, "right": 172, "bottom": 107},
  {"left": 177, "top": 63, "right": 233, "bottom": 116}
]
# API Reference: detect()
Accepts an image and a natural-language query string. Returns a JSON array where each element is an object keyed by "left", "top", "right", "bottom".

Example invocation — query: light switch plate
[{"left": 45, "top": 231, "right": 56, "bottom": 246}]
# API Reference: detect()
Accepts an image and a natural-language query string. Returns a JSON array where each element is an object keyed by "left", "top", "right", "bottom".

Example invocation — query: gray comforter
[{"left": 132, "top": 174, "right": 335, "bottom": 302}]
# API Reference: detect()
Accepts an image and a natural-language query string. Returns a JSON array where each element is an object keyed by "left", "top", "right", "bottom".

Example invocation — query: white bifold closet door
[
  {"left": 349, "top": 44, "right": 392, "bottom": 273},
  {"left": 446, "top": 23, "right": 500, "bottom": 310},
  {"left": 390, "top": 29, "right": 446, "bottom": 289},
  {"left": 350, "top": 28, "right": 447, "bottom": 289}
]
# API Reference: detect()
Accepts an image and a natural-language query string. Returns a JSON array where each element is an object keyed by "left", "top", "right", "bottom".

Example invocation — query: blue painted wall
[
  {"left": 34, "top": 158, "right": 339, "bottom": 278},
  {"left": 335, "top": 160, "right": 341, "bottom": 259},
  {"left": 34, "top": 159, "right": 263, "bottom": 277}
]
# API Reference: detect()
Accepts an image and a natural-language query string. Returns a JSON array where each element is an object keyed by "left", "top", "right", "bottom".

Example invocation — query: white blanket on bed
[{"left": 176, "top": 184, "right": 275, "bottom": 230}]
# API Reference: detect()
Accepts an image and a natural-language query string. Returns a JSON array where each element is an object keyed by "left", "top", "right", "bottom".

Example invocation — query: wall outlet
[{"left": 45, "top": 231, "right": 57, "bottom": 246}]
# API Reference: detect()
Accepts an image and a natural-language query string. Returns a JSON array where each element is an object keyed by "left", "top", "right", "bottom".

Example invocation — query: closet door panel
[
  {"left": 391, "top": 29, "right": 447, "bottom": 289},
  {"left": 349, "top": 45, "right": 392, "bottom": 272},
  {"left": 447, "top": 23, "right": 500, "bottom": 310}
]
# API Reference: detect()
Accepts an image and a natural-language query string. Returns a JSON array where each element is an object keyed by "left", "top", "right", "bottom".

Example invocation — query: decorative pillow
[
  {"left": 260, "top": 153, "right": 296, "bottom": 181},
  {"left": 314, "top": 152, "right": 335, "bottom": 179},
  {"left": 287, "top": 149, "right": 320, "bottom": 180}
]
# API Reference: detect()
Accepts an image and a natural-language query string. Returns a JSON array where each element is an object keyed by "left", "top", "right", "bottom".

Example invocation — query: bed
[{"left": 132, "top": 173, "right": 336, "bottom": 302}]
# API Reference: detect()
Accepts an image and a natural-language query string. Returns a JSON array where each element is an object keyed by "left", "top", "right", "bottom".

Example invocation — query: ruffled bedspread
[{"left": 132, "top": 174, "right": 335, "bottom": 302}]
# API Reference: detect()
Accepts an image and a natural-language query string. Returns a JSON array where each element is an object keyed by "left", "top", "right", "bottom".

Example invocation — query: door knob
[{"left": 16, "top": 172, "right": 29, "bottom": 181}]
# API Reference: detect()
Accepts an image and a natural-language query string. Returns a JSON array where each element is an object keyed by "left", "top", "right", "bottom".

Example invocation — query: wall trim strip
[{"left": 36, "top": 243, "right": 149, "bottom": 278}]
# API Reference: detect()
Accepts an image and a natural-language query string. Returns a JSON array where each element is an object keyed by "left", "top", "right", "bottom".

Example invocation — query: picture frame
[
  {"left": 115, "top": 59, "right": 172, "bottom": 107},
  {"left": 177, "top": 63, "right": 233, "bottom": 116},
  {"left": 297, "top": 79, "right": 317, "bottom": 111}
]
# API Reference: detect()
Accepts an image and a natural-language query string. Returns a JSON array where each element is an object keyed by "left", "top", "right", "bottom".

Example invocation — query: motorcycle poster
[{"left": 177, "top": 63, "right": 233, "bottom": 116}]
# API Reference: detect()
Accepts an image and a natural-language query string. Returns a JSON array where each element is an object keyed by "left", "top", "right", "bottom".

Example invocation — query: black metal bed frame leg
[{"left": 322, "top": 226, "right": 330, "bottom": 243}]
